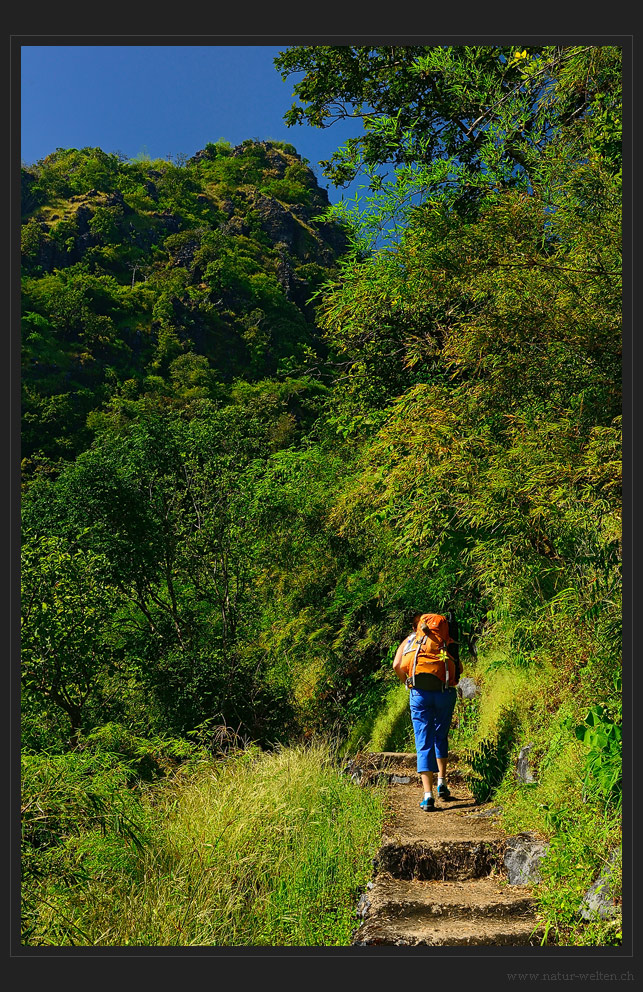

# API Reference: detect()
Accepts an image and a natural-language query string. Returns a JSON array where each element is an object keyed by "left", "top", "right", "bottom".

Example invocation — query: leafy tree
[
  {"left": 22, "top": 389, "right": 326, "bottom": 739},
  {"left": 278, "top": 47, "right": 617, "bottom": 170},
  {"left": 276, "top": 45, "right": 621, "bottom": 235},
  {"left": 21, "top": 536, "right": 120, "bottom": 743}
]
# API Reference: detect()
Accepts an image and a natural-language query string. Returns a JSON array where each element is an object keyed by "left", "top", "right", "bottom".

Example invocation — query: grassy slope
[{"left": 22, "top": 741, "right": 386, "bottom": 947}]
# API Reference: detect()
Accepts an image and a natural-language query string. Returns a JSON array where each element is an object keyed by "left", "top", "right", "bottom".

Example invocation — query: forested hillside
[{"left": 21, "top": 44, "right": 622, "bottom": 947}]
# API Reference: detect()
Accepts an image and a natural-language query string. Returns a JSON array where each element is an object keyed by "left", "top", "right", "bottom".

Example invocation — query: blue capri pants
[{"left": 409, "top": 686, "right": 457, "bottom": 773}]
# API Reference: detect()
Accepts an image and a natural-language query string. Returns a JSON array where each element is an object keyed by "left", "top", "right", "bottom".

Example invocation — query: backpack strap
[
  {"left": 410, "top": 635, "right": 426, "bottom": 688},
  {"left": 401, "top": 632, "right": 416, "bottom": 658}
]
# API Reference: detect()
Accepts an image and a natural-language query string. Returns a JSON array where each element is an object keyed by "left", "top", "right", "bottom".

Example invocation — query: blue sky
[{"left": 20, "top": 45, "right": 365, "bottom": 204}]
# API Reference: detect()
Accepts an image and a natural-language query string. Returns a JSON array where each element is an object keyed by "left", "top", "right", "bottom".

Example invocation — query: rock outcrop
[
  {"left": 458, "top": 676, "right": 479, "bottom": 700},
  {"left": 515, "top": 744, "right": 538, "bottom": 784},
  {"left": 580, "top": 849, "right": 621, "bottom": 921},
  {"left": 504, "top": 831, "right": 550, "bottom": 885}
]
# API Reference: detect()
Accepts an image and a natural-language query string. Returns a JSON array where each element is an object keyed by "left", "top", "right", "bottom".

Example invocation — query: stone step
[
  {"left": 375, "top": 838, "right": 506, "bottom": 881},
  {"left": 344, "top": 751, "right": 467, "bottom": 787},
  {"left": 366, "top": 751, "right": 460, "bottom": 768},
  {"left": 370, "top": 768, "right": 466, "bottom": 787},
  {"left": 357, "top": 875, "right": 536, "bottom": 922},
  {"left": 353, "top": 913, "right": 544, "bottom": 946},
  {"left": 352, "top": 751, "right": 548, "bottom": 946}
]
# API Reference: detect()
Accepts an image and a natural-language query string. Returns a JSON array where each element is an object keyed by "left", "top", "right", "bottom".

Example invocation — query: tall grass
[{"left": 23, "top": 740, "right": 386, "bottom": 946}]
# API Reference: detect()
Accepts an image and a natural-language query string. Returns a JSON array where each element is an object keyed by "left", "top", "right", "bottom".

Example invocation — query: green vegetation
[
  {"left": 22, "top": 739, "right": 385, "bottom": 945},
  {"left": 21, "top": 45, "right": 621, "bottom": 946},
  {"left": 449, "top": 651, "right": 622, "bottom": 946},
  {"left": 21, "top": 139, "right": 344, "bottom": 467}
]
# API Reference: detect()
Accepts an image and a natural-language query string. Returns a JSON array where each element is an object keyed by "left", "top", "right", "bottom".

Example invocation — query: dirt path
[{"left": 350, "top": 752, "right": 544, "bottom": 946}]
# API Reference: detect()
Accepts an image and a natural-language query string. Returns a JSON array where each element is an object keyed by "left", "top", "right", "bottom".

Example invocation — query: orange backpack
[{"left": 402, "top": 613, "right": 457, "bottom": 688}]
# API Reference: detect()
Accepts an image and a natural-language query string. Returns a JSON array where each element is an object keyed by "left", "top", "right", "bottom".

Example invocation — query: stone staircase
[{"left": 350, "top": 752, "right": 545, "bottom": 946}]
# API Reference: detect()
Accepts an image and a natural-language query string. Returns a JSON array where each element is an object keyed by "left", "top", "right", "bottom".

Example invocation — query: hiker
[{"left": 393, "top": 610, "right": 461, "bottom": 812}]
